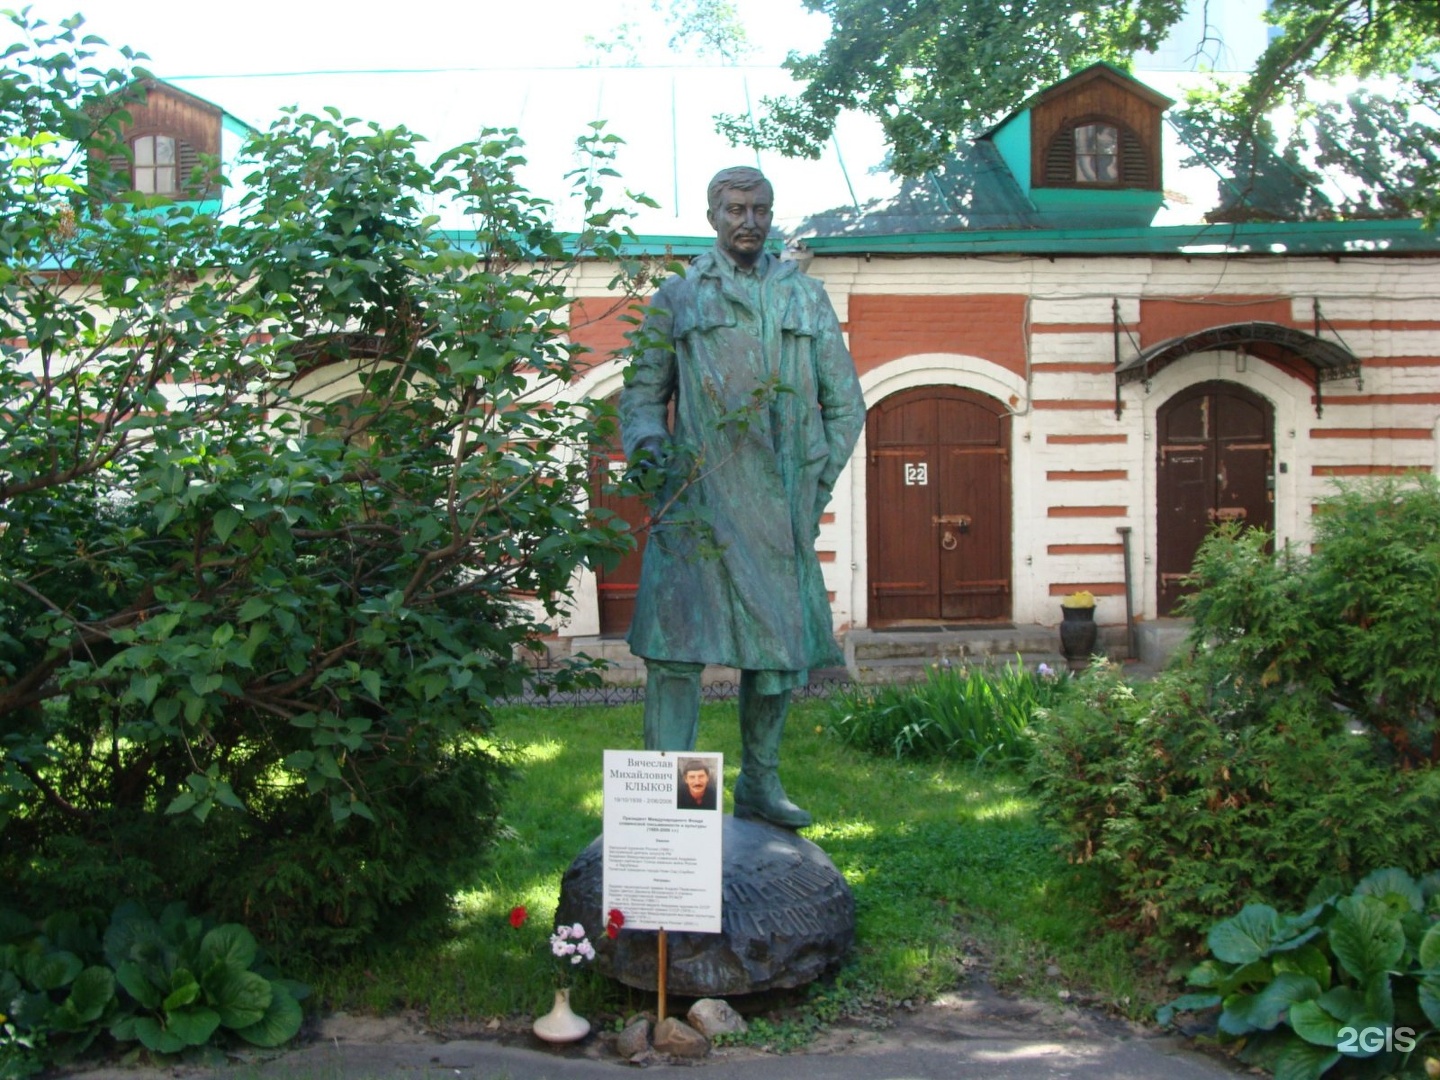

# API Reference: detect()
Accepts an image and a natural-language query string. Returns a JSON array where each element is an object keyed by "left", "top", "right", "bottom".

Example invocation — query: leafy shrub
[
  {"left": 1031, "top": 478, "right": 1440, "bottom": 952},
  {"left": 1184, "top": 474, "right": 1440, "bottom": 766},
  {"left": 0, "top": 17, "right": 650, "bottom": 957},
  {"left": 1160, "top": 868, "right": 1440, "bottom": 1080},
  {"left": 1029, "top": 664, "right": 1440, "bottom": 949},
  {"left": 825, "top": 661, "right": 1067, "bottom": 766},
  {"left": 0, "top": 902, "right": 307, "bottom": 1078}
]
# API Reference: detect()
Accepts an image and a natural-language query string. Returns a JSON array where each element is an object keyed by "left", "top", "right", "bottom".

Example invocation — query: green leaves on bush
[
  {"left": 0, "top": 15, "right": 653, "bottom": 957},
  {"left": 1031, "top": 479, "right": 1440, "bottom": 951},
  {"left": 1028, "top": 661, "right": 1440, "bottom": 947},
  {"left": 0, "top": 902, "right": 307, "bottom": 1077},
  {"left": 1161, "top": 869, "right": 1440, "bottom": 1080},
  {"left": 1184, "top": 474, "right": 1440, "bottom": 766}
]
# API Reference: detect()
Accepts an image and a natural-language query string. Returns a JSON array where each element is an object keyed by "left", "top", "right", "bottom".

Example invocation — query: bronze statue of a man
[{"left": 620, "top": 166, "right": 865, "bottom": 829}]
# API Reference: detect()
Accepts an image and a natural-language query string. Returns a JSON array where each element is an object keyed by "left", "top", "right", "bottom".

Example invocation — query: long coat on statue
[{"left": 619, "top": 245, "right": 865, "bottom": 675}]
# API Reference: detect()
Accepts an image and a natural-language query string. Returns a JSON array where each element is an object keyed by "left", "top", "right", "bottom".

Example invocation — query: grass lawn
[{"left": 314, "top": 697, "right": 1157, "bottom": 1034}]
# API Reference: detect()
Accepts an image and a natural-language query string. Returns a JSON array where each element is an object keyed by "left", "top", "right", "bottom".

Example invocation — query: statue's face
[
  {"left": 708, "top": 182, "right": 773, "bottom": 266},
  {"left": 684, "top": 768, "right": 710, "bottom": 802}
]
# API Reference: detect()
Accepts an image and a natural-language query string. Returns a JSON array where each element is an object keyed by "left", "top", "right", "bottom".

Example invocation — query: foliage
[
  {"left": 1033, "top": 478, "right": 1440, "bottom": 953},
  {"left": 1160, "top": 868, "right": 1440, "bottom": 1080},
  {"left": 0, "top": 14, "right": 650, "bottom": 958},
  {"left": 723, "top": 0, "right": 1440, "bottom": 219},
  {"left": 661, "top": 0, "right": 752, "bottom": 62},
  {"left": 1184, "top": 475, "right": 1440, "bottom": 766},
  {"left": 718, "top": 0, "right": 1182, "bottom": 176},
  {"left": 0, "top": 901, "right": 308, "bottom": 1078},
  {"left": 1028, "top": 662, "right": 1440, "bottom": 950},
  {"left": 823, "top": 660, "right": 1069, "bottom": 766}
]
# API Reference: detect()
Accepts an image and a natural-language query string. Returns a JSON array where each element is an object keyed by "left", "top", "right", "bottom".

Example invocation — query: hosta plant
[
  {"left": 0, "top": 902, "right": 306, "bottom": 1078},
  {"left": 1161, "top": 868, "right": 1440, "bottom": 1080}
]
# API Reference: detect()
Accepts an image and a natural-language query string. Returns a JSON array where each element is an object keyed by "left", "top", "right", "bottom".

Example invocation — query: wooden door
[
  {"left": 867, "top": 387, "right": 1012, "bottom": 624},
  {"left": 1157, "top": 381, "right": 1274, "bottom": 615},
  {"left": 590, "top": 399, "right": 649, "bottom": 636}
]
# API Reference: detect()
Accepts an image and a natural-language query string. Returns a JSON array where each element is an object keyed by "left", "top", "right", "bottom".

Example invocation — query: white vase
[{"left": 532, "top": 987, "right": 590, "bottom": 1043}]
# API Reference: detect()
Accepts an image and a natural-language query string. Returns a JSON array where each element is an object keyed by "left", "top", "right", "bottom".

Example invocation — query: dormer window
[
  {"left": 132, "top": 134, "right": 177, "bottom": 194},
  {"left": 91, "top": 81, "right": 227, "bottom": 201},
  {"left": 1042, "top": 116, "right": 1153, "bottom": 188},
  {"left": 1018, "top": 64, "right": 1172, "bottom": 198}
]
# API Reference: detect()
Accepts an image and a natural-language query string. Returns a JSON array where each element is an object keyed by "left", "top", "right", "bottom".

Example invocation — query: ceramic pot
[
  {"left": 533, "top": 987, "right": 590, "bottom": 1043},
  {"left": 1058, "top": 605, "right": 1099, "bottom": 666}
]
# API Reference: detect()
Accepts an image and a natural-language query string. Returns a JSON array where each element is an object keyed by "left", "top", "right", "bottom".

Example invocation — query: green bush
[
  {"left": 1184, "top": 474, "right": 1440, "bottom": 767},
  {"left": 824, "top": 660, "right": 1068, "bottom": 766},
  {"left": 0, "top": 902, "right": 307, "bottom": 1078},
  {"left": 1029, "top": 664, "right": 1440, "bottom": 949},
  {"left": 1160, "top": 868, "right": 1440, "bottom": 1080},
  {"left": 1031, "top": 477, "right": 1440, "bottom": 952},
  {"left": 0, "top": 16, "right": 650, "bottom": 957}
]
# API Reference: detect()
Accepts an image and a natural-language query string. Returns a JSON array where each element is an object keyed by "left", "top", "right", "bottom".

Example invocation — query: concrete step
[
  {"left": 847, "top": 624, "right": 1060, "bottom": 662},
  {"left": 844, "top": 625, "right": 1131, "bottom": 685}
]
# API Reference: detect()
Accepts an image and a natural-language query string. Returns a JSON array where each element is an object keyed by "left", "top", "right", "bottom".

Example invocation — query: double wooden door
[
  {"left": 1157, "top": 381, "right": 1274, "bottom": 615},
  {"left": 867, "top": 387, "right": 1012, "bottom": 623}
]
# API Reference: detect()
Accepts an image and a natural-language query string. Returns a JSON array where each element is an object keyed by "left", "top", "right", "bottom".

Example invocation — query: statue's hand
[
  {"left": 624, "top": 436, "right": 668, "bottom": 493},
  {"left": 812, "top": 480, "right": 834, "bottom": 536}
]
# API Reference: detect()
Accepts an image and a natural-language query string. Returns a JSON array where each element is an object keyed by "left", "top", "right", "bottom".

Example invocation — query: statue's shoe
[{"left": 734, "top": 773, "right": 812, "bottom": 830}]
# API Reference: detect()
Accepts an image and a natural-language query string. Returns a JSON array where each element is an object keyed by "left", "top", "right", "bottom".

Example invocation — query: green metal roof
[
  {"left": 438, "top": 231, "right": 765, "bottom": 258},
  {"left": 799, "top": 217, "right": 1440, "bottom": 257}
]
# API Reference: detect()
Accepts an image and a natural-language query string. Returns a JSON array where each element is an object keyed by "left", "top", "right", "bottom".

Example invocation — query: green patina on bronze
[
  {"left": 620, "top": 246, "right": 863, "bottom": 675},
  {"left": 619, "top": 166, "right": 865, "bottom": 829}
]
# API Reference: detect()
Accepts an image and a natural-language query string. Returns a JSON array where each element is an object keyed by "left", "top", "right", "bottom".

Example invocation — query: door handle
[
  {"left": 933, "top": 514, "right": 972, "bottom": 532},
  {"left": 941, "top": 530, "right": 958, "bottom": 551},
  {"left": 1208, "top": 507, "right": 1247, "bottom": 522}
]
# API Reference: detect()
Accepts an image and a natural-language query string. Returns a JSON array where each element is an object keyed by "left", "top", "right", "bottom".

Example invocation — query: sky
[
  {"left": 3, "top": 0, "right": 832, "bottom": 76},
  {"left": 4, "top": 0, "right": 858, "bottom": 233},
  {"left": 2, "top": 1, "right": 1270, "bottom": 234}
]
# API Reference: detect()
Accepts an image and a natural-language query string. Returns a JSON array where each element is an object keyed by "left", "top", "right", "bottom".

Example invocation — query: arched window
[{"left": 1043, "top": 117, "right": 1153, "bottom": 188}]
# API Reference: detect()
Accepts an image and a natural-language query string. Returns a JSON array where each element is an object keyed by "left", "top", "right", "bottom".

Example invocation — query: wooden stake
[{"left": 657, "top": 928, "right": 668, "bottom": 1023}]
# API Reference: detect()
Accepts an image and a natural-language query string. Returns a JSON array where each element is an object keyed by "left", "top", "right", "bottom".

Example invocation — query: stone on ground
[
  {"left": 687, "top": 998, "right": 747, "bottom": 1038},
  {"left": 653, "top": 1017, "right": 709, "bottom": 1058}
]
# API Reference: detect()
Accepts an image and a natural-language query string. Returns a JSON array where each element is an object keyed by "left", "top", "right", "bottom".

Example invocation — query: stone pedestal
[{"left": 555, "top": 815, "right": 854, "bottom": 997}]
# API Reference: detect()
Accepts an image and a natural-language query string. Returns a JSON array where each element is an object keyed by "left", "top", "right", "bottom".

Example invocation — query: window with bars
[{"left": 1042, "top": 119, "right": 1152, "bottom": 188}]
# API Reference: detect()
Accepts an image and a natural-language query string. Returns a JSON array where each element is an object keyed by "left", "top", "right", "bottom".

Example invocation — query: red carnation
[
  {"left": 605, "top": 908, "right": 625, "bottom": 938},
  {"left": 509, "top": 905, "right": 528, "bottom": 929}
]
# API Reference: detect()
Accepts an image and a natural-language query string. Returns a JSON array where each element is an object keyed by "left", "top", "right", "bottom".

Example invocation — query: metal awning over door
[{"left": 1113, "top": 317, "right": 1363, "bottom": 417}]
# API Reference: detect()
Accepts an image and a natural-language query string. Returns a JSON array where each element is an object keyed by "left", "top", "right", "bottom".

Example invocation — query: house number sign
[{"left": 904, "top": 462, "right": 928, "bottom": 486}]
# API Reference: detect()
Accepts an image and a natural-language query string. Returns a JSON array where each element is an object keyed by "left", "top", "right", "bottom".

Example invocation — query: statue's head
[{"left": 706, "top": 166, "right": 773, "bottom": 268}]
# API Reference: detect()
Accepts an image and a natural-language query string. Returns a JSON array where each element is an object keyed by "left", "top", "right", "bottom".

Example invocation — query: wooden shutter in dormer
[
  {"left": 1044, "top": 127, "right": 1075, "bottom": 185},
  {"left": 1119, "top": 130, "right": 1150, "bottom": 186}
]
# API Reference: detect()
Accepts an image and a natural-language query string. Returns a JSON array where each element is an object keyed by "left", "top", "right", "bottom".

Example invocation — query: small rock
[
  {"left": 653, "top": 1017, "right": 710, "bottom": 1058},
  {"left": 485, "top": 1018, "right": 500, "bottom": 1031},
  {"left": 686, "top": 998, "right": 748, "bottom": 1039},
  {"left": 1045, "top": 964, "right": 1062, "bottom": 978},
  {"left": 1058, "top": 989, "right": 1072, "bottom": 1000},
  {"left": 615, "top": 1017, "right": 651, "bottom": 1058}
]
